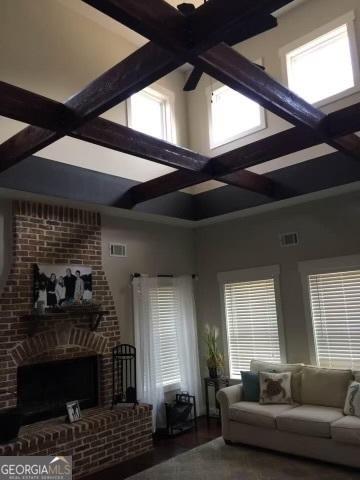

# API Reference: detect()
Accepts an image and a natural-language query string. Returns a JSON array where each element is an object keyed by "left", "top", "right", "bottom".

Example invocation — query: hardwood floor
[{"left": 83, "top": 417, "right": 222, "bottom": 480}]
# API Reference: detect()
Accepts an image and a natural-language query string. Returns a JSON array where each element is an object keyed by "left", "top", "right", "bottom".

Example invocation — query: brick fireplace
[{"left": 0, "top": 201, "right": 152, "bottom": 476}]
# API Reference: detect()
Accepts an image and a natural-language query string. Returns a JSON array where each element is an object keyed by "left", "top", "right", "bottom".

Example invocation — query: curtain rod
[{"left": 131, "top": 273, "right": 198, "bottom": 280}]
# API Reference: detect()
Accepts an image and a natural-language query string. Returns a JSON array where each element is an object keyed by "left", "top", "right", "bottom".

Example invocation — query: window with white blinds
[
  {"left": 308, "top": 269, "right": 360, "bottom": 369},
  {"left": 149, "top": 286, "right": 181, "bottom": 386},
  {"left": 224, "top": 278, "right": 282, "bottom": 378}
]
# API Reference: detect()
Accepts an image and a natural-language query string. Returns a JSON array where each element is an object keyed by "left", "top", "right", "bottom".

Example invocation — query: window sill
[
  {"left": 163, "top": 382, "right": 181, "bottom": 393},
  {"left": 209, "top": 123, "right": 267, "bottom": 151},
  {"left": 310, "top": 83, "right": 360, "bottom": 110}
]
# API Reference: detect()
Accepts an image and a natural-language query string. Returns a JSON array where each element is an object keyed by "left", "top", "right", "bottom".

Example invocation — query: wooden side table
[{"left": 204, "top": 376, "right": 230, "bottom": 420}]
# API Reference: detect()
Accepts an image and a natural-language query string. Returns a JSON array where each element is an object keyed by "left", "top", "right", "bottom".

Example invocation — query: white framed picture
[
  {"left": 34, "top": 264, "right": 93, "bottom": 309},
  {"left": 66, "top": 400, "right": 81, "bottom": 423}
]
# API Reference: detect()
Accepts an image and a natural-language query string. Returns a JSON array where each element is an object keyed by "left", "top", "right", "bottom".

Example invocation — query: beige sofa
[{"left": 217, "top": 360, "right": 360, "bottom": 468}]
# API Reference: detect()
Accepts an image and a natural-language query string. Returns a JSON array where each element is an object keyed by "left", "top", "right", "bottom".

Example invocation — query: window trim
[
  {"left": 207, "top": 66, "right": 267, "bottom": 150},
  {"left": 298, "top": 254, "right": 360, "bottom": 366},
  {"left": 217, "top": 265, "right": 287, "bottom": 379},
  {"left": 279, "top": 11, "right": 360, "bottom": 108},
  {"left": 126, "top": 85, "right": 177, "bottom": 143}
]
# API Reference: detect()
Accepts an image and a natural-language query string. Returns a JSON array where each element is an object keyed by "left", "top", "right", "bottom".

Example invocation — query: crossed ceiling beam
[
  {"left": 0, "top": 0, "right": 292, "bottom": 199},
  {"left": 0, "top": 79, "right": 280, "bottom": 199},
  {"left": 1, "top": 0, "right": 360, "bottom": 213},
  {"left": 3, "top": 78, "right": 360, "bottom": 204},
  {"left": 85, "top": 0, "right": 360, "bottom": 205}
]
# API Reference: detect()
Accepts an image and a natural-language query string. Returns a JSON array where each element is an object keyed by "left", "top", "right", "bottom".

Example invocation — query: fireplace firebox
[{"left": 17, "top": 356, "right": 99, "bottom": 424}]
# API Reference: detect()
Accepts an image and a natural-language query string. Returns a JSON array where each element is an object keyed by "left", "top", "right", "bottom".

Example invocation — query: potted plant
[{"left": 204, "top": 325, "right": 224, "bottom": 378}]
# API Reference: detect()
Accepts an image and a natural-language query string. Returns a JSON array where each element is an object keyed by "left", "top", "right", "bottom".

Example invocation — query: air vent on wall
[
  {"left": 279, "top": 232, "right": 299, "bottom": 248},
  {"left": 109, "top": 243, "right": 127, "bottom": 257}
]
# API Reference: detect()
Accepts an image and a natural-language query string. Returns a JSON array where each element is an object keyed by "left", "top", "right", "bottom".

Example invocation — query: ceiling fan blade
[
  {"left": 183, "top": 67, "right": 204, "bottom": 92},
  {"left": 224, "top": 14, "right": 278, "bottom": 47},
  {"left": 253, "top": 63, "right": 266, "bottom": 71}
]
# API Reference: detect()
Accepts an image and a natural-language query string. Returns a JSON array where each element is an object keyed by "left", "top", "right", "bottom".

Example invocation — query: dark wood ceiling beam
[
  {"left": 127, "top": 101, "right": 360, "bottom": 205},
  {"left": 0, "top": 0, "right": 293, "bottom": 176},
  {"left": 219, "top": 169, "right": 294, "bottom": 200},
  {"left": 187, "top": 0, "right": 292, "bottom": 49},
  {"left": 0, "top": 76, "right": 207, "bottom": 173},
  {"left": 0, "top": 42, "right": 179, "bottom": 173},
  {"left": 82, "top": 0, "right": 292, "bottom": 54},
  {"left": 195, "top": 43, "right": 360, "bottom": 160},
  {"left": 72, "top": 118, "right": 209, "bottom": 172},
  {"left": 212, "top": 127, "right": 320, "bottom": 176},
  {"left": 119, "top": 171, "right": 210, "bottom": 207},
  {"left": 83, "top": 0, "right": 186, "bottom": 49},
  {"left": 87, "top": 1, "right": 360, "bottom": 161},
  {"left": 325, "top": 103, "right": 360, "bottom": 138},
  {"left": 0, "top": 81, "right": 77, "bottom": 130},
  {"left": 0, "top": 0, "right": 290, "bottom": 173},
  {"left": 0, "top": 80, "right": 294, "bottom": 200},
  {"left": 120, "top": 167, "right": 293, "bottom": 208},
  {"left": 196, "top": 43, "right": 325, "bottom": 130},
  {"left": 184, "top": 14, "right": 278, "bottom": 91}
]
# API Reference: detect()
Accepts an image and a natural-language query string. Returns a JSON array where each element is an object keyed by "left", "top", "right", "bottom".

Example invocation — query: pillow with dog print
[
  {"left": 259, "top": 371, "right": 292, "bottom": 404},
  {"left": 344, "top": 381, "right": 360, "bottom": 417}
]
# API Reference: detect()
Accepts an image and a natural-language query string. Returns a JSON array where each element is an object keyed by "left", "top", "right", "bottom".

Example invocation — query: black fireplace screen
[{"left": 17, "top": 355, "right": 99, "bottom": 424}]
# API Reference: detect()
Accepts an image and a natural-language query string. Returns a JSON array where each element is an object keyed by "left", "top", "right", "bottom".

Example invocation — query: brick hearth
[
  {"left": 0, "top": 406, "right": 153, "bottom": 478},
  {"left": 0, "top": 201, "right": 153, "bottom": 473}
]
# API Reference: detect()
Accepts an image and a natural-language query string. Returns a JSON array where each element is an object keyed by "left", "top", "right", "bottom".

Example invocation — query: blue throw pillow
[{"left": 241, "top": 371, "right": 260, "bottom": 402}]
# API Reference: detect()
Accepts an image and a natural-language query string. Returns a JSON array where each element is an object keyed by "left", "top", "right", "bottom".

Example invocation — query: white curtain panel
[
  {"left": 173, "top": 275, "right": 203, "bottom": 415},
  {"left": 133, "top": 275, "right": 203, "bottom": 429},
  {"left": 133, "top": 276, "right": 166, "bottom": 430}
]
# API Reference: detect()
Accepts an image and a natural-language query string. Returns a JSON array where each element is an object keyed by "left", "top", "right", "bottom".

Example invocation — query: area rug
[{"left": 128, "top": 437, "right": 359, "bottom": 480}]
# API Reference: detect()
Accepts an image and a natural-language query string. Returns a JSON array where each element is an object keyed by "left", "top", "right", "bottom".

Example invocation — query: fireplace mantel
[{"left": 23, "top": 309, "right": 110, "bottom": 336}]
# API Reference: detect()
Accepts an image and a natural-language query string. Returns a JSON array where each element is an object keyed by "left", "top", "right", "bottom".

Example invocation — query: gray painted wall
[
  {"left": 2, "top": 190, "right": 360, "bottom": 376},
  {"left": 101, "top": 214, "right": 195, "bottom": 344},
  {"left": 195, "top": 191, "right": 360, "bottom": 376}
]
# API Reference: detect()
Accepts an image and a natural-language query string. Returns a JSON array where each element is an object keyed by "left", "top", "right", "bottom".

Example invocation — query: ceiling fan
[{"left": 178, "top": 2, "right": 276, "bottom": 92}]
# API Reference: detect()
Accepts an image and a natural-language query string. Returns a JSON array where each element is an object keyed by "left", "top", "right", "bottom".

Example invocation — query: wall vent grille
[
  {"left": 109, "top": 243, "right": 127, "bottom": 257},
  {"left": 279, "top": 232, "right": 299, "bottom": 247}
]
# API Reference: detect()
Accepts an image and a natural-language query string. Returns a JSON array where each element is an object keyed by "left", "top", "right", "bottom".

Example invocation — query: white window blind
[
  {"left": 224, "top": 278, "right": 281, "bottom": 378},
  {"left": 308, "top": 270, "right": 360, "bottom": 369},
  {"left": 149, "top": 286, "right": 181, "bottom": 386}
]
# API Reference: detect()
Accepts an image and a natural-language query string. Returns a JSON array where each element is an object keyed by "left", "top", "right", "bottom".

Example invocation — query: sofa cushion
[
  {"left": 241, "top": 371, "right": 260, "bottom": 402},
  {"left": 277, "top": 405, "right": 344, "bottom": 438},
  {"left": 250, "top": 359, "right": 303, "bottom": 403},
  {"left": 301, "top": 366, "right": 352, "bottom": 408},
  {"left": 331, "top": 415, "right": 360, "bottom": 446},
  {"left": 259, "top": 372, "right": 292, "bottom": 404},
  {"left": 250, "top": 359, "right": 303, "bottom": 374},
  {"left": 229, "top": 401, "right": 295, "bottom": 429}
]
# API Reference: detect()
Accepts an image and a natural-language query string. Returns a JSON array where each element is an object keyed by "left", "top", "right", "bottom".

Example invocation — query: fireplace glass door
[{"left": 17, "top": 355, "right": 99, "bottom": 424}]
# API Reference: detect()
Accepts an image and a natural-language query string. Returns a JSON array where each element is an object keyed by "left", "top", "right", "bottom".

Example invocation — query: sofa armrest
[
  {"left": 216, "top": 384, "right": 243, "bottom": 411},
  {"left": 216, "top": 384, "right": 242, "bottom": 441}
]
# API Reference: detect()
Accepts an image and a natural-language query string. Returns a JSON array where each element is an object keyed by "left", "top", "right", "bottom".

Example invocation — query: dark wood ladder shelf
[{"left": 23, "top": 310, "right": 109, "bottom": 336}]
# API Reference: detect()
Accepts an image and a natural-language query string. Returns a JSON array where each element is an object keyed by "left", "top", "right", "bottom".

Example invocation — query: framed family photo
[
  {"left": 66, "top": 400, "right": 81, "bottom": 423},
  {"left": 33, "top": 264, "right": 93, "bottom": 310}
]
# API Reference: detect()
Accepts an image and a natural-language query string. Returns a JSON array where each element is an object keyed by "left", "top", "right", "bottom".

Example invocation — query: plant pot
[
  {"left": 0, "top": 408, "right": 23, "bottom": 443},
  {"left": 208, "top": 367, "right": 220, "bottom": 379}
]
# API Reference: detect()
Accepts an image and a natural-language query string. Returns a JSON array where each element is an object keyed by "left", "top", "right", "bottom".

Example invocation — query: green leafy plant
[{"left": 204, "top": 324, "right": 224, "bottom": 370}]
